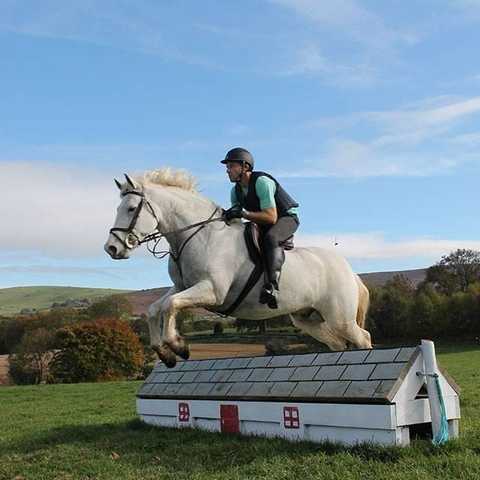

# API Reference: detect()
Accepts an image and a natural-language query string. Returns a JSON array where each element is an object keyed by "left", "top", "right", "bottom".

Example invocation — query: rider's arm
[
  {"left": 243, "top": 207, "right": 277, "bottom": 225},
  {"left": 242, "top": 177, "right": 277, "bottom": 225},
  {"left": 230, "top": 187, "right": 241, "bottom": 208}
]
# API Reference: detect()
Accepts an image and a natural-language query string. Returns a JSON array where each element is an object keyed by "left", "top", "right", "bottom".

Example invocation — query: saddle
[
  {"left": 219, "top": 222, "right": 294, "bottom": 316},
  {"left": 245, "top": 222, "right": 294, "bottom": 264}
]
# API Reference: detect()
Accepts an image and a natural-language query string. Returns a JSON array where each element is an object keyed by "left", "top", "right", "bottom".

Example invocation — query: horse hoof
[
  {"left": 151, "top": 344, "right": 177, "bottom": 368},
  {"left": 176, "top": 344, "right": 190, "bottom": 360},
  {"left": 166, "top": 337, "right": 190, "bottom": 360}
]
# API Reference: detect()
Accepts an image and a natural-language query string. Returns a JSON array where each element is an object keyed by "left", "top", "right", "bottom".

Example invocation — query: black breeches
[{"left": 261, "top": 215, "right": 299, "bottom": 287}]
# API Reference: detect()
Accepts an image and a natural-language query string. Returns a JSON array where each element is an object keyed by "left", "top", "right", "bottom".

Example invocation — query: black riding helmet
[{"left": 220, "top": 147, "right": 254, "bottom": 171}]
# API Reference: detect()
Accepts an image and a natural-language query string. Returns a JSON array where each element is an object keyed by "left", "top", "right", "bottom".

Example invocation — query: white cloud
[
  {"left": 269, "top": 0, "right": 413, "bottom": 48},
  {"left": 317, "top": 96, "right": 480, "bottom": 140},
  {"left": 281, "top": 44, "right": 377, "bottom": 87},
  {"left": 0, "top": 0, "right": 423, "bottom": 86},
  {"left": 365, "top": 96, "right": 480, "bottom": 137},
  {"left": 447, "top": 131, "right": 480, "bottom": 146},
  {"left": 1, "top": 161, "right": 120, "bottom": 256},
  {"left": 0, "top": 0, "right": 215, "bottom": 67},
  {"left": 287, "top": 95, "right": 480, "bottom": 177},
  {"left": 296, "top": 232, "right": 480, "bottom": 261},
  {"left": 269, "top": 0, "right": 420, "bottom": 85},
  {"left": 448, "top": 0, "right": 480, "bottom": 16},
  {"left": 0, "top": 160, "right": 221, "bottom": 259}
]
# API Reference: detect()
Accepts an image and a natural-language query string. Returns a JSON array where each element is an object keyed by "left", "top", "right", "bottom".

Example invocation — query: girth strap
[{"left": 220, "top": 264, "right": 264, "bottom": 317}]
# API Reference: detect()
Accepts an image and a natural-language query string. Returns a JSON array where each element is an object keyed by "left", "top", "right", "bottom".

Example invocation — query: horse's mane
[
  {"left": 120, "top": 167, "right": 220, "bottom": 209},
  {"left": 135, "top": 168, "right": 198, "bottom": 192}
]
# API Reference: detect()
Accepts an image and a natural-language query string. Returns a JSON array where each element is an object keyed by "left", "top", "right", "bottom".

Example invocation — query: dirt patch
[{"left": 188, "top": 343, "right": 266, "bottom": 359}]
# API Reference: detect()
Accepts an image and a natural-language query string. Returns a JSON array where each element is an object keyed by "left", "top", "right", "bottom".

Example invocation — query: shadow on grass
[{"left": 3, "top": 418, "right": 412, "bottom": 475}]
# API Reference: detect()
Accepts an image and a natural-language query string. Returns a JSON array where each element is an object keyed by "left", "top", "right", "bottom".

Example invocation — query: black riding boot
[{"left": 259, "top": 246, "right": 285, "bottom": 309}]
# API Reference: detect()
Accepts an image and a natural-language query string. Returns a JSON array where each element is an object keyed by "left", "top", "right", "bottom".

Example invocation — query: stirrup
[{"left": 259, "top": 285, "right": 278, "bottom": 309}]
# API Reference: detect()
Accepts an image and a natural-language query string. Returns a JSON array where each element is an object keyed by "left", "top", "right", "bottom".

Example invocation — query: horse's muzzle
[{"left": 104, "top": 242, "right": 129, "bottom": 260}]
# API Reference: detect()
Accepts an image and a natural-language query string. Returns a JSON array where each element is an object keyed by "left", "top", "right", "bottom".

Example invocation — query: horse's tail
[{"left": 355, "top": 274, "right": 370, "bottom": 329}]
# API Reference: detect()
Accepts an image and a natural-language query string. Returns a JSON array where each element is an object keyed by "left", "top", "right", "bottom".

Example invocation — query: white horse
[{"left": 104, "top": 168, "right": 372, "bottom": 367}]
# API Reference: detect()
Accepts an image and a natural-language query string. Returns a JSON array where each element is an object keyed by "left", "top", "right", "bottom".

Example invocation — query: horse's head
[{"left": 104, "top": 174, "right": 161, "bottom": 260}]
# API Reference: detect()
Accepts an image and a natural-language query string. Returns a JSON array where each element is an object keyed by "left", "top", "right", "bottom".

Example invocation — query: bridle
[
  {"left": 109, "top": 190, "right": 224, "bottom": 262},
  {"left": 109, "top": 190, "right": 158, "bottom": 250}
]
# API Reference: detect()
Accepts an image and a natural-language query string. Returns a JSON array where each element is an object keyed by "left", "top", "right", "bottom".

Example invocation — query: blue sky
[{"left": 1, "top": 0, "right": 480, "bottom": 290}]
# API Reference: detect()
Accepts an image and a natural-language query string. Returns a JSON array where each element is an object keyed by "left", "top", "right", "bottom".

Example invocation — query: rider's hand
[{"left": 222, "top": 207, "right": 243, "bottom": 222}]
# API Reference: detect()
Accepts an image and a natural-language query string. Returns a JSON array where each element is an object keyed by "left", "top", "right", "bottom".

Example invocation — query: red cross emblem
[
  {"left": 178, "top": 402, "right": 190, "bottom": 422},
  {"left": 283, "top": 406, "right": 300, "bottom": 429}
]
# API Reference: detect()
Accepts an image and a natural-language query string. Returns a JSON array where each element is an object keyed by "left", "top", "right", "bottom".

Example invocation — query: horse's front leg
[
  {"left": 160, "top": 280, "right": 218, "bottom": 366},
  {"left": 147, "top": 287, "right": 178, "bottom": 368}
]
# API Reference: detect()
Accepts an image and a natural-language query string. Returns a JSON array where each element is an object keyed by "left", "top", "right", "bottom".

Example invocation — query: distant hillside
[
  {"left": 0, "top": 268, "right": 429, "bottom": 317},
  {"left": 0, "top": 286, "right": 132, "bottom": 316},
  {"left": 359, "top": 268, "right": 427, "bottom": 288},
  {"left": 123, "top": 287, "right": 171, "bottom": 316}
]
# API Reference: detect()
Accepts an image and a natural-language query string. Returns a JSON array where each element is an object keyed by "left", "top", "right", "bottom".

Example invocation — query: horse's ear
[
  {"left": 124, "top": 173, "right": 136, "bottom": 189},
  {"left": 114, "top": 179, "right": 122, "bottom": 190}
]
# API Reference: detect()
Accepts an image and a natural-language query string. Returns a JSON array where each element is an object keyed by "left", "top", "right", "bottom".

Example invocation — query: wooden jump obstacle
[{"left": 137, "top": 341, "right": 460, "bottom": 446}]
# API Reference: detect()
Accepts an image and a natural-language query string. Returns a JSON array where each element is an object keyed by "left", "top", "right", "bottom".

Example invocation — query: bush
[
  {"left": 191, "top": 319, "right": 216, "bottom": 332},
  {"left": 213, "top": 322, "right": 224, "bottom": 336},
  {"left": 50, "top": 318, "right": 144, "bottom": 383},
  {"left": 130, "top": 315, "right": 150, "bottom": 347},
  {"left": 234, "top": 318, "right": 266, "bottom": 333},
  {"left": 9, "top": 328, "right": 55, "bottom": 385}
]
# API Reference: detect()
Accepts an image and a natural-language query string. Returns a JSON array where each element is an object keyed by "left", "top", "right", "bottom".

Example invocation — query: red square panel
[
  {"left": 283, "top": 406, "right": 300, "bottom": 429},
  {"left": 178, "top": 402, "right": 190, "bottom": 422},
  {"left": 220, "top": 404, "right": 239, "bottom": 433}
]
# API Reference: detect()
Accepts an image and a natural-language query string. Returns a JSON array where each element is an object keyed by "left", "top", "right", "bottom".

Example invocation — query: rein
[
  {"left": 109, "top": 190, "right": 224, "bottom": 263},
  {"left": 141, "top": 208, "right": 222, "bottom": 261}
]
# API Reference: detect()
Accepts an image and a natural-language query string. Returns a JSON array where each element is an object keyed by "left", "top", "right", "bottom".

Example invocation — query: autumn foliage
[{"left": 50, "top": 318, "right": 144, "bottom": 383}]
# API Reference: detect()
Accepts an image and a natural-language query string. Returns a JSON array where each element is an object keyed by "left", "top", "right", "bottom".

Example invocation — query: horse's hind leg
[
  {"left": 343, "top": 324, "right": 372, "bottom": 349},
  {"left": 290, "top": 314, "right": 347, "bottom": 351}
]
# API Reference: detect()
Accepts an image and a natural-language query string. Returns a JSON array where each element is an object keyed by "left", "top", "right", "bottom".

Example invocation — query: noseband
[{"left": 109, "top": 190, "right": 223, "bottom": 262}]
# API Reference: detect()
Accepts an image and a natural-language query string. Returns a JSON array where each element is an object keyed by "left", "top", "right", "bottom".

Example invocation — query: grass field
[
  {"left": 0, "top": 286, "right": 132, "bottom": 316},
  {"left": 0, "top": 343, "right": 479, "bottom": 480}
]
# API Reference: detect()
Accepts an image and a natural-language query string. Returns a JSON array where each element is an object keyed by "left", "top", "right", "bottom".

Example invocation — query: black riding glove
[{"left": 223, "top": 207, "right": 243, "bottom": 222}]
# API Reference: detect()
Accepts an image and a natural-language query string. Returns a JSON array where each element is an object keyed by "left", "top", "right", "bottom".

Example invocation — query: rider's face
[{"left": 226, "top": 161, "right": 245, "bottom": 182}]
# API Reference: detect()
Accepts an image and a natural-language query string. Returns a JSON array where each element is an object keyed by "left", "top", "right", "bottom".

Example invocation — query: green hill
[{"left": 0, "top": 286, "right": 133, "bottom": 316}]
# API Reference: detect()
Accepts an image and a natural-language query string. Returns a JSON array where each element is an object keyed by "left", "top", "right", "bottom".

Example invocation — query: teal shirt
[{"left": 230, "top": 176, "right": 299, "bottom": 216}]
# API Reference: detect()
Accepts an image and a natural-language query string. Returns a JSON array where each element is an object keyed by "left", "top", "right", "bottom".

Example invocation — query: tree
[
  {"left": 9, "top": 328, "right": 55, "bottom": 385},
  {"left": 425, "top": 249, "right": 480, "bottom": 294},
  {"left": 367, "top": 284, "right": 413, "bottom": 340},
  {"left": 213, "top": 322, "right": 224, "bottom": 335},
  {"left": 50, "top": 318, "right": 144, "bottom": 383},
  {"left": 86, "top": 295, "right": 133, "bottom": 320},
  {"left": 0, "top": 317, "right": 27, "bottom": 354},
  {"left": 384, "top": 274, "right": 415, "bottom": 298},
  {"left": 407, "top": 292, "right": 436, "bottom": 339},
  {"left": 0, "top": 309, "right": 81, "bottom": 355}
]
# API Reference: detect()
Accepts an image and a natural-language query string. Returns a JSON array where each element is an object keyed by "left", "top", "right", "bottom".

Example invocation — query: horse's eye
[{"left": 128, "top": 206, "right": 136, "bottom": 213}]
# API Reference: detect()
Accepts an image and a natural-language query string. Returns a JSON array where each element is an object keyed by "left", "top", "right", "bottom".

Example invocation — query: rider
[{"left": 221, "top": 147, "right": 299, "bottom": 309}]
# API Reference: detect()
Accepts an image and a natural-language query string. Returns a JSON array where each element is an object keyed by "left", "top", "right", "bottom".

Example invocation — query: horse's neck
[
  {"left": 147, "top": 186, "right": 247, "bottom": 270},
  {"left": 148, "top": 186, "right": 220, "bottom": 249}
]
